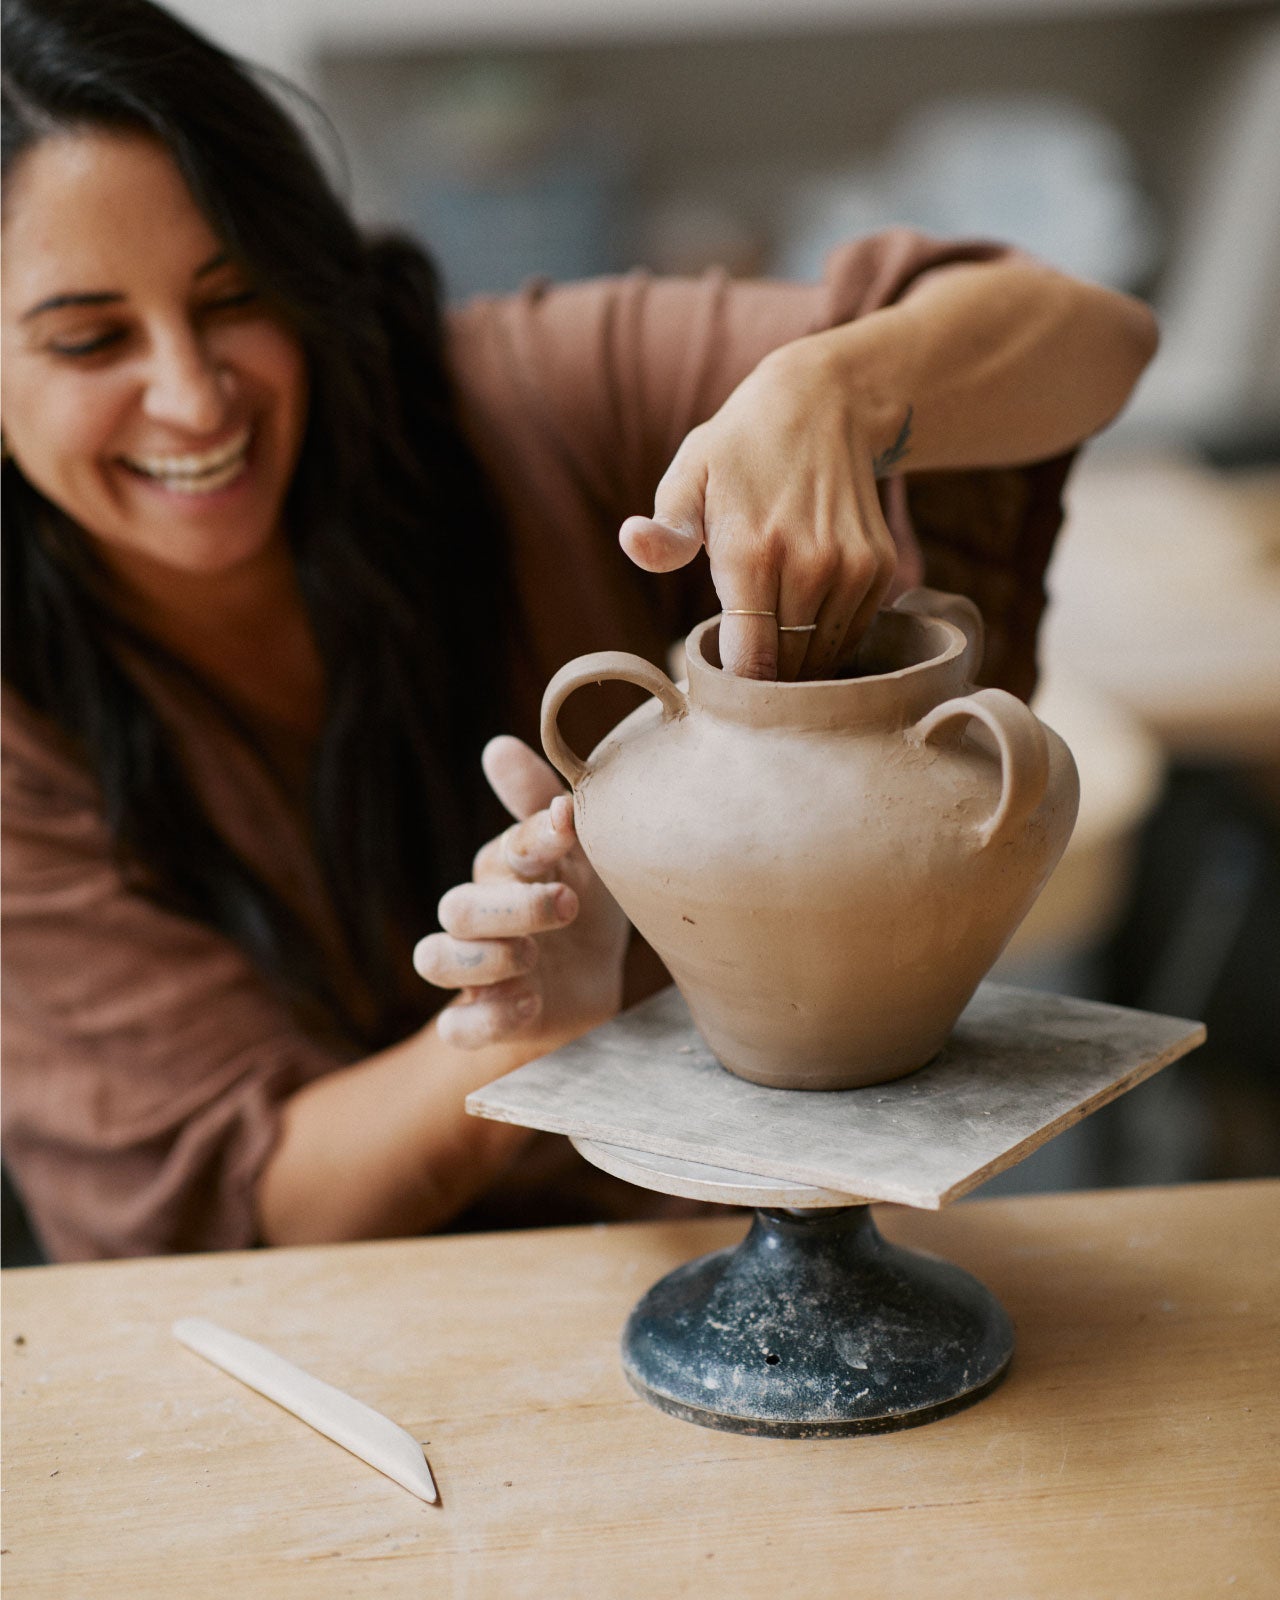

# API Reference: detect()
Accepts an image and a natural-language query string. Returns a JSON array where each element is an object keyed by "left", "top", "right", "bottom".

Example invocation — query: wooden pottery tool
[
  {"left": 172, "top": 1317, "right": 439, "bottom": 1502},
  {"left": 469, "top": 983, "right": 1204, "bottom": 1437}
]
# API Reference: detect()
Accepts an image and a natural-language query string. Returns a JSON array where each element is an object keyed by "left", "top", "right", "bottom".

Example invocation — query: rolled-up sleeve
[
  {"left": 456, "top": 229, "right": 1002, "bottom": 516},
  {"left": 1, "top": 713, "right": 344, "bottom": 1261}
]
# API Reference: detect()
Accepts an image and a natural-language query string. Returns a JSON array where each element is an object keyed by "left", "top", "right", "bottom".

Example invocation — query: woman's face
[{"left": 1, "top": 129, "right": 308, "bottom": 587}]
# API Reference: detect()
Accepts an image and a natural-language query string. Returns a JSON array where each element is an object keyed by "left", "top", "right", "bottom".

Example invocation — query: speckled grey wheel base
[{"left": 622, "top": 1206, "right": 1014, "bottom": 1437}]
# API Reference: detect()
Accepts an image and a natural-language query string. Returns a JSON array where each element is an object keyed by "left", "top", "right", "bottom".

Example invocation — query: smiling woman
[{"left": 0, "top": 0, "right": 1156, "bottom": 1262}]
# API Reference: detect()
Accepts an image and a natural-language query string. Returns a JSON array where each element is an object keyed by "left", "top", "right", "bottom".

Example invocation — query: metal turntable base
[{"left": 468, "top": 984, "right": 1203, "bottom": 1437}]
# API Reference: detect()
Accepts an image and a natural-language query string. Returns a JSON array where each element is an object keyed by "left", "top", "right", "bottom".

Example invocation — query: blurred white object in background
[
  {"left": 1042, "top": 450, "right": 1280, "bottom": 765},
  {"left": 776, "top": 160, "right": 888, "bottom": 282},
  {"left": 779, "top": 93, "right": 1159, "bottom": 292},
  {"left": 995, "top": 675, "right": 1164, "bottom": 977},
  {"left": 1126, "top": 14, "right": 1280, "bottom": 446},
  {"left": 890, "top": 96, "right": 1160, "bottom": 289}
]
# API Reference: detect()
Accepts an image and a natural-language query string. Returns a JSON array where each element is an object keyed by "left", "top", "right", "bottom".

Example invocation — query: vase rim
[
  {"left": 682, "top": 609, "right": 972, "bottom": 729},
  {"left": 686, "top": 609, "right": 968, "bottom": 686}
]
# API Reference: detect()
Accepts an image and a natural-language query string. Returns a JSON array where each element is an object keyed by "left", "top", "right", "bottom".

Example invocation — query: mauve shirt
[{"left": 2, "top": 231, "right": 1073, "bottom": 1260}]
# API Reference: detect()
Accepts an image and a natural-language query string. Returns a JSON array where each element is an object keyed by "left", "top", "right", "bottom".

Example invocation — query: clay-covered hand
[
  {"left": 619, "top": 338, "right": 898, "bottom": 682},
  {"left": 412, "top": 735, "right": 629, "bottom": 1049}
]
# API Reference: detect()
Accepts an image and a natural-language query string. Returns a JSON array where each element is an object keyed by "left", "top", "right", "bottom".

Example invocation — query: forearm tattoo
[{"left": 872, "top": 405, "right": 913, "bottom": 477}]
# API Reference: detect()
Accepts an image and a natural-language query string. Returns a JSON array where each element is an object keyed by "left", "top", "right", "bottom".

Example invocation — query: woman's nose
[{"left": 140, "top": 329, "right": 230, "bottom": 433}]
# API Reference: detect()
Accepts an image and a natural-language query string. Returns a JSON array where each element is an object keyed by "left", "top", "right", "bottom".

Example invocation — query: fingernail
[
  {"left": 550, "top": 795, "right": 573, "bottom": 829},
  {"left": 516, "top": 994, "right": 539, "bottom": 1020},
  {"left": 552, "top": 886, "right": 576, "bottom": 921}
]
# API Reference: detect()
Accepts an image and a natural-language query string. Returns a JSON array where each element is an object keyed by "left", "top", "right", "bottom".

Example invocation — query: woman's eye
[
  {"left": 49, "top": 329, "right": 127, "bottom": 359},
  {"left": 201, "top": 289, "right": 259, "bottom": 314}
]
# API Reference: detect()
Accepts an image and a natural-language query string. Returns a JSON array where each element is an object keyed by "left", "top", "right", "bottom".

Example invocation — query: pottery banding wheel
[
  {"left": 468, "top": 983, "right": 1204, "bottom": 1437},
  {"left": 569, "top": 1138, "right": 862, "bottom": 1208}
]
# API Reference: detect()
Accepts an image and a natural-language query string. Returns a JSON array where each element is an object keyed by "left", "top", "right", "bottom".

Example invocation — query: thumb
[
  {"left": 481, "top": 735, "right": 566, "bottom": 822},
  {"left": 619, "top": 456, "right": 707, "bottom": 573}
]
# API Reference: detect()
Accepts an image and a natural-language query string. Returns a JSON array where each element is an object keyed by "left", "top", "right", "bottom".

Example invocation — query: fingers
[
  {"left": 716, "top": 602, "right": 780, "bottom": 681},
  {"left": 436, "top": 878, "right": 578, "bottom": 941},
  {"left": 412, "top": 932, "right": 538, "bottom": 989},
  {"left": 710, "top": 490, "right": 893, "bottom": 683},
  {"left": 415, "top": 873, "right": 575, "bottom": 1046},
  {"left": 473, "top": 796, "right": 575, "bottom": 884},
  {"left": 416, "top": 744, "right": 586, "bottom": 1049},
  {"left": 619, "top": 516, "right": 705, "bottom": 573},
  {"left": 770, "top": 471, "right": 898, "bottom": 682},
  {"left": 481, "top": 735, "right": 567, "bottom": 823},
  {"left": 795, "top": 478, "right": 897, "bottom": 679},
  {"left": 619, "top": 447, "right": 707, "bottom": 573},
  {"left": 776, "top": 620, "right": 817, "bottom": 684},
  {"left": 715, "top": 518, "right": 893, "bottom": 683},
  {"left": 804, "top": 560, "right": 894, "bottom": 680},
  {"left": 436, "top": 979, "right": 542, "bottom": 1049},
  {"left": 780, "top": 552, "right": 883, "bottom": 683}
]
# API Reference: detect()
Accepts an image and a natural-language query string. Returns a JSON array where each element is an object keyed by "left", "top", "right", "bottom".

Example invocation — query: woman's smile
[{"left": 119, "top": 424, "right": 253, "bottom": 495}]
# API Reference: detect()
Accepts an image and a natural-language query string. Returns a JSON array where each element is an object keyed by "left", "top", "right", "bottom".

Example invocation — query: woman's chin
[{"left": 98, "top": 509, "right": 283, "bottom": 586}]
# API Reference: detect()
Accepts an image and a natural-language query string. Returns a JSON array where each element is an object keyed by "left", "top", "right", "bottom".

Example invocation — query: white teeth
[
  {"left": 126, "top": 428, "right": 251, "bottom": 489},
  {"left": 154, "top": 455, "right": 247, "bottom": 495}
]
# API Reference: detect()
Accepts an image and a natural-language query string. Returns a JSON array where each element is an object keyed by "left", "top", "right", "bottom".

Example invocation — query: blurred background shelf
[{"left": 172, "top": 0, "right": 1270, "bottom": 54}]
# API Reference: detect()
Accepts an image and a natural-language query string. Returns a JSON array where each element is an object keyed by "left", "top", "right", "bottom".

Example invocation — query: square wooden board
[{"left": 467, "top": 984, "right": 1205, "bottom": 1209}]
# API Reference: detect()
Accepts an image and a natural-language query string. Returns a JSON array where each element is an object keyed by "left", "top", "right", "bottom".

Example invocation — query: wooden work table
[{"left": 4, "top": 1181, "right": 1277, "bottom": 1598}]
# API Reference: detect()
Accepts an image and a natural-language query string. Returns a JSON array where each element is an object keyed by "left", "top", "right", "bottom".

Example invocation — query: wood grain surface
[
  {"left": 3, "top": 1183, "right": 1276, "bottom": 1600},
  {"left": 469, "top": 984, "right": 1206, "bottom": 1206}
]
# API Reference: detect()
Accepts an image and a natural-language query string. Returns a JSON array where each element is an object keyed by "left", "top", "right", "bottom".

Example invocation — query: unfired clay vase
[{"left": 541, "top": 589, "right": 1079, "bottom": 1091}]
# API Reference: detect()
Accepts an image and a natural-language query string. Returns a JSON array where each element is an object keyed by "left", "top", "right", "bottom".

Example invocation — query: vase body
[{"left": 541, "top": 589, "right": 1079, "bottom": 1090}]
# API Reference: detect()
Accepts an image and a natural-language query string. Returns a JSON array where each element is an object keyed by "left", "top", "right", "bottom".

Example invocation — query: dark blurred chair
[{"left": 2, "top": 1166, "right": 46, "bottom": 1267}]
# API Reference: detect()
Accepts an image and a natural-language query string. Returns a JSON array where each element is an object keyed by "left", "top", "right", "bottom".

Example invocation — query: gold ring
[
  {"left": 778, "top": 623, "right": 818, "bottom": 634},
  {"left": 721, "top": 608, "right": 775, "bottom": 618}
]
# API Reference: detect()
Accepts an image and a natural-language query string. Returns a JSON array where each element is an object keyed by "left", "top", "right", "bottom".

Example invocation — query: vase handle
[
  {"left": 541, "top": 651, "right": 688, "bottom": 789},
  {"left": 892, "top": 587, "right": 985, "bottom": 676},
  {"left": 910, "top": 687, "right": 1049, "bottom": 849}
]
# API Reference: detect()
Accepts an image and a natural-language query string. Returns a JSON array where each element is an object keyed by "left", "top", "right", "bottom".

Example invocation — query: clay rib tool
[{"left": 172, "top": 1316, "right": 438, "bottom": 1504}]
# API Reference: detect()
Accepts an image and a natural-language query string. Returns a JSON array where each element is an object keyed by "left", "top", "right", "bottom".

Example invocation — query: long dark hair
[{"left": 1, "top": 0, "right": 511, "bottom": 1046}]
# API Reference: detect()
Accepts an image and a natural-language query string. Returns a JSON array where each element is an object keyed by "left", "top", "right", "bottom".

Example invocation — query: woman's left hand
[
  {"left": 619, "top": 338, "right": 899, "bottom": 682},
  {"left": 412, "top": 736, "right": 629, "bottom": 1051}
]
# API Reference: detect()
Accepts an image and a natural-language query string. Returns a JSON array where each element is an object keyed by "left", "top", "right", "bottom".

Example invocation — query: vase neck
[{"left": 686, "top": 612, "right": 973, "bottom": 731}]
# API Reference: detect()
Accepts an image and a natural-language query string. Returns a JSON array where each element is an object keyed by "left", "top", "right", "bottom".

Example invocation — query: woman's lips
[{"left": 120, "top": 426, "right": 252, "bottom": 495}]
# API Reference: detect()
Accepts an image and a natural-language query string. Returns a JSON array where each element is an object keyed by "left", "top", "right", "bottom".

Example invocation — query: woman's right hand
[{"left": 412, "top": 735, "right": 629, "bottom": 1050}]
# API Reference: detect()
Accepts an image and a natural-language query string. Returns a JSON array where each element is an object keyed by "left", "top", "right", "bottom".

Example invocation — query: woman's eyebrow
[
  {"left": 194, "top": 250, "right": 231, "bottom": 279},
  {"left": 21, "top": 252, "right": 232, "bottom": 321},
  {"left": 22, "top": 289, "right": 123, "bottom": 321}
]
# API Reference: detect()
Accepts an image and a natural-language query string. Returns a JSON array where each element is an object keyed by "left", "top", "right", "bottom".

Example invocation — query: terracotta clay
[{"left": 541, "top": 589, "right": 1079, "bottom": 1090}]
